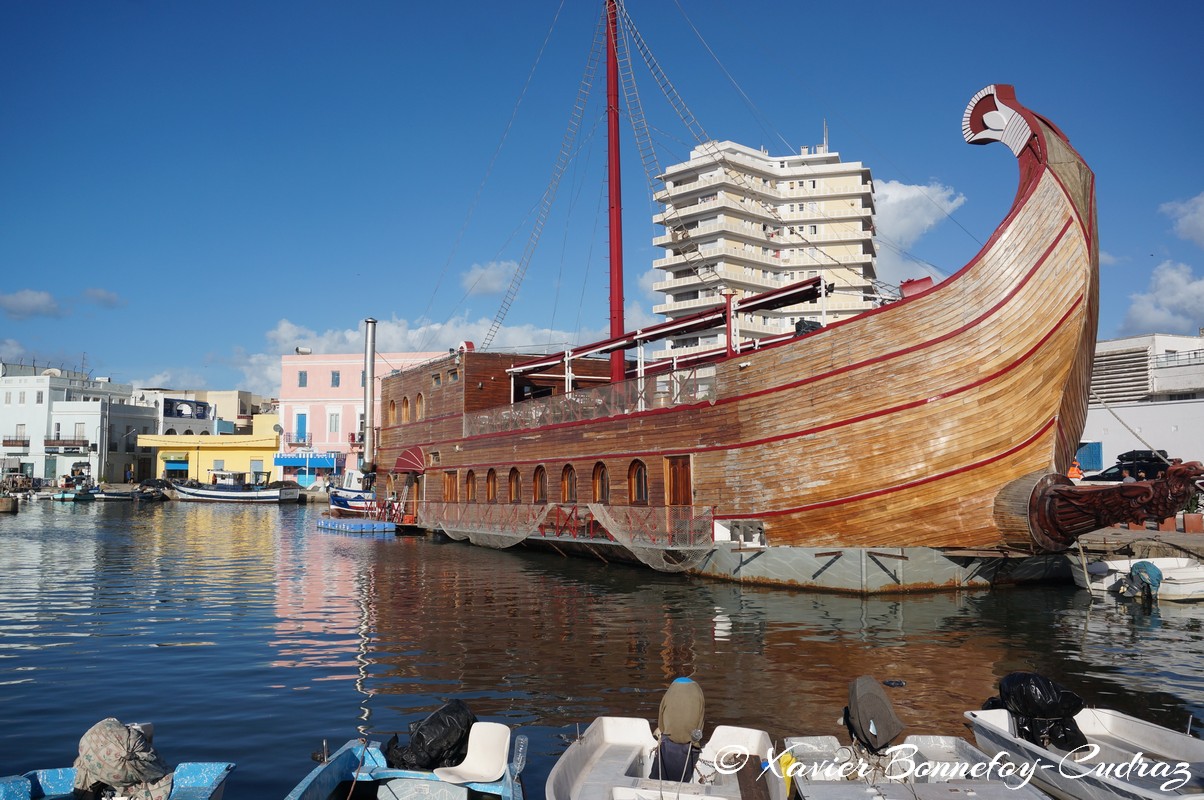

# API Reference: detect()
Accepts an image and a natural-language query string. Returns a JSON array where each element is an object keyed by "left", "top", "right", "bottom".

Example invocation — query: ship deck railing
[{"left": 464, "top": 370, "right": 717, "bottom": 437}]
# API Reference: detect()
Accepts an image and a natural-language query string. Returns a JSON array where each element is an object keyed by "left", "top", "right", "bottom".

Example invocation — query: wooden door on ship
[{"left": 666, "top": 456, "right": 692, "bottom": 544}]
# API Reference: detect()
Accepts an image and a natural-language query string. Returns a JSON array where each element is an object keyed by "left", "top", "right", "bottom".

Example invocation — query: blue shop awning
[
  {"left": 164, "top": 461, "right": 189, "bottom": 470},
  {"left": 274, "top": 454, "right": 338, "bottom": 468}
]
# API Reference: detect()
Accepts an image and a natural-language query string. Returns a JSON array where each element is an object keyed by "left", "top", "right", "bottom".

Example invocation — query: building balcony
[
  {"left": 3, "top": 437, "right": 30, "bottom": 448},
  {"left": 284, "top": 433, "right": 311, "bottom": 447},
  {"left": 43, "top": 438, "right": 89, "bottom": 448}
]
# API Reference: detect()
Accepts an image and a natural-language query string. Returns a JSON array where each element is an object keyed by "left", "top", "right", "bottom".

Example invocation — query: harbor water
[{"left": 2, "top": 500, "right": 1202, "bottom": 798}]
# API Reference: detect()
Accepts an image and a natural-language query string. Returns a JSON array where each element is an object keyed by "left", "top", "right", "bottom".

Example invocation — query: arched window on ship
[
  {"left": 533, "top": 466, "right": 547, "bottom": 503},
  {"left": 628, "top": 460, "right": 648, "bottom": 506},
  {"left": 592, "top": 462, "right": 609, "bottom": 504},
  {"left": 464, "top": 470, "right": 476, "bottom": 502},
  {"left": 561, "top": 464, "right": 577, "bottom": 504},
  {"left": 508, "top": 468, "right": 521, "bottom": 504},
  {"left": 486, "top": 469, "right": 497, "bottom": 503}
]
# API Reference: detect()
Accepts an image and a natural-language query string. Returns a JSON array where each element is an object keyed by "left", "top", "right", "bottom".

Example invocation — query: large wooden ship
[{"left": 373, "top": 4, "right": 1197, "bottom": 593}]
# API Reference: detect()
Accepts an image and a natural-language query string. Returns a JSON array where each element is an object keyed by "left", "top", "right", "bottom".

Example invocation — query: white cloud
[
  {"left": 1120, "top": 260, "right": 1204, "bottom": 336},
  {"left": 636, "top": 268, "right": 660, "bottom": 299},
  {"left": 84, "top": 288, "right": 125, "bottom": 308},
  {"left": 872, "top": 179, "right": 966, "bottom": 285},
  {"left": 459, "top": 261, "right": 517, "bottom": 295},
  {"left": 1099, "top": 250, "right": 1118, "bottom": 266},
  {"left": 134, "top": 368, "right": 211, "bottom": 390},
  {"left": 0, "top": 339, "right": 25, "bottom": 360},
  {"left": 0, "top": 289, "right": 62, "bottom": 320},
  {"left": 1160, "top": 192, "right": 1204, "bottom": 248}
]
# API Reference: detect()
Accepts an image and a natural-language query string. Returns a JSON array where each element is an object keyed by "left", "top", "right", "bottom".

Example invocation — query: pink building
[{"left": 276, "top": 351, "right": 441, "bottom": 487}]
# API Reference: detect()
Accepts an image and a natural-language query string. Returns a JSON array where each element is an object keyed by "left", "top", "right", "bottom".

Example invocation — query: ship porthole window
[{"left": 628, "top": 460, "right": 648, "bottom": 506}]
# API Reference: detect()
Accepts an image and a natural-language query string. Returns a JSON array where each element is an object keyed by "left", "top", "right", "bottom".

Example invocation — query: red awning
[{"left": 393, "top": 445, "right": 425, "bottom": 474}]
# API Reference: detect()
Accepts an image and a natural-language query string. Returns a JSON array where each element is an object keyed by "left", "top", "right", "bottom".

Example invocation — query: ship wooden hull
[{"left": 376, "top": 85, "right": 1099, "bottom": 592}]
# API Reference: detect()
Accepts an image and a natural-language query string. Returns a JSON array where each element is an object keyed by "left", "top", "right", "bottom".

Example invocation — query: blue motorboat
[
  {"left": 287, "top": 729, "right": 526, "bottom": 800},
  {"left": 0, "top": 762, "right": 235, "bottom": 800},
  {"left": 0, "top": 718, "right": 234, "bottom": 800}
]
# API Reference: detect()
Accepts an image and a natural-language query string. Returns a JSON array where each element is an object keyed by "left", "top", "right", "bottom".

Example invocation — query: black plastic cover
[{"left": 384, "top": 700, "right": 478, "bottom": 770}]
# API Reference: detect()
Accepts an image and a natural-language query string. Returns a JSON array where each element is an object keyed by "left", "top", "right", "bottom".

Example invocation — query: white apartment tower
[{"left": 652, "top": 139, "right": 876, "bottom": 358}]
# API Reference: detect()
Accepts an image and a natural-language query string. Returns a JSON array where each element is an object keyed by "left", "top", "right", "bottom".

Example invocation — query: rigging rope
[{"left": 480, "top": 4, "right": 607, "bottom": 351}]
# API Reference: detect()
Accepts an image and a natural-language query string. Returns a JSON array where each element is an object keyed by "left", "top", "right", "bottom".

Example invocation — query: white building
[
  {"left": 1080, "top": 333, "right": 1204, "bottom": 470},
  {"left": 651, "top": 139, "right": 877, "bottom": 358},
  {"left": 0, "top": 363, "right": 159, "bottom": 484}
]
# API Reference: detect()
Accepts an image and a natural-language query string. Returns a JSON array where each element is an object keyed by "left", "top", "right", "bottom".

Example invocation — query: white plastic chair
[{"left": 433, "top": 721, "right": 512, "bottom": 784}]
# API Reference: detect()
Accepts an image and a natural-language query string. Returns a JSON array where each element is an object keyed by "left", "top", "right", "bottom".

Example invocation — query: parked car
[{"left": 1080, "top": 455, "right": 1172, "bottom": 483}]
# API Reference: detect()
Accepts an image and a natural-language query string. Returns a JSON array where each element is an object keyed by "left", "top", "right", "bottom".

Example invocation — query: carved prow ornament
[{"left": 1027, "top": 460, "right": 1204, "bottom": 550}]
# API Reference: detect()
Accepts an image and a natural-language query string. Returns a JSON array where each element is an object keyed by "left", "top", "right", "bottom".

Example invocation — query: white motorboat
[
  {"left": 546, "top": 716, "right": 783, "bottom": 800},
  {"left": 1069, "top": 556, "right": 1204, "bottom": 601},
  {"left": 965, "top": 672, "right": 1204, "bottom": 800}
]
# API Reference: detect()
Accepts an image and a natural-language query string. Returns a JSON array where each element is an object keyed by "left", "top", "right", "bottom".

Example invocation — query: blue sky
[{"left": 3, "top": 1, "right": 1202, "bottom": 398}]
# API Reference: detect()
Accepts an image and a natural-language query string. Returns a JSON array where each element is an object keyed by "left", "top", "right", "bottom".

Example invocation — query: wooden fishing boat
[
  {"left": 374, "top": 0, "right": 1201, "bottom": 593},
  {"left": 169, "top": 470, "right": 300, "bottom": 503}
]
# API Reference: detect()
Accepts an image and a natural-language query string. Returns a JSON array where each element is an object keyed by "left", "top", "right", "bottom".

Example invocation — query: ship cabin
[{"left": 376, "top": 277, "right": 828, "bottom": 543}]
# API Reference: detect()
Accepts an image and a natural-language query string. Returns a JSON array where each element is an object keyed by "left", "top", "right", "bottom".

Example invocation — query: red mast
[{"left": 606, "top": 0, "right": 626, "bottom": 383}]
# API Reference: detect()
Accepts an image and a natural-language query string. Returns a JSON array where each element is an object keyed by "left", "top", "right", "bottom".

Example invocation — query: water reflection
[{"left": 0, "top": 501, "right": 1201, "bottom": 799}]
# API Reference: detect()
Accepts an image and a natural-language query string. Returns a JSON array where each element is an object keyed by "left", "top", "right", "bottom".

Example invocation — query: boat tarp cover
[
  {"left": 72, "top": 718, "right": 174, "bottom": 800},
  {"left": 384, "top": 700, "right": 476, "bottom": 770},
  {"left": 987, "top": 672, "right": 1088, "bottom": 750},
  {"left": 844, "top": 675, "right": 904, "bottom": 753},
  {"left": 657, "top": 677, "right": 705, "bottom": 746}
]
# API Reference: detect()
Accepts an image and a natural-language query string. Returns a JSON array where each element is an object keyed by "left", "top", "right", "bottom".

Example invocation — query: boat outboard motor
[
  {"left": 72, "top": 718, "right": 174, "bottom": 800},
  {"left": 651, "top": 677, "right": 705, "bottom": 781},
  {"left": 1117, "top": 561, "right": 1163, "bottom": 602},
  {"left": 992, "top": 671, "right": 1088, "bottom": 751},
  {"left": 843, "top": 675, "right": 905, "bottom": 754}
]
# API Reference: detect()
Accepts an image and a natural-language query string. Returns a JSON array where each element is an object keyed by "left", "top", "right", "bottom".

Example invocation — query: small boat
[
  {"left": 170, "top": 470, "right": 301, "bottom": 503},
  {"left": 546, "top": 716, "right": 780, "bottom": 800},
  {"left": 0, "top": 718, "right": 235, "bottom": 800},
  {"left": 964, "top": 672, "right": 1204, "bottom": 800},
  {"left": 287, "top": 730, "right": 527, "bottom": 800},
  {"left": 1070, "top": 556, "right": 1204, "bottom": 601},
  {"left": 549, "top": 676, "right": 1049, "bottom": 800}
]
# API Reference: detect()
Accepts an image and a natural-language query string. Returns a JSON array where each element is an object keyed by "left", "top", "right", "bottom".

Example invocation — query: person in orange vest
[{"left": 1068, "top": 459, "right": 1083, "bottom": 479}]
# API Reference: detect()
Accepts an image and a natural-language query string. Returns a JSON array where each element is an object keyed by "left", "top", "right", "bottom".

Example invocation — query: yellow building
[{"left": 139, "top": 414, "right": 283, "bottom": 482}]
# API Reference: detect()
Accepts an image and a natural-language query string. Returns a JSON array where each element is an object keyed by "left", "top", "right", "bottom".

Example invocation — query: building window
[
  {"left": 533, "top": 466, "right": 547, "bottom": 503},
  {"left": 561, "top": 464, "right": 577, "bottom": 503},
  {"left": 388, "top": 399, "right": 397, "bottom": 425},
  {"left": 401, "top": 397, "right": 410, "bottom": 423},
  {"left": 508, "top": 468, "right": 521, "bottom": 504},
  {"left": 214, "top": 460, "right": 225, "bottom": 470},
  {"left": 448, "top": 369, "right": 459, "bottom": 383},
  {"left": 628, "top": 460, "right": 648, "bottom": 505},
  {"left": 298, "top": 371, "right": 308, "bottom": 388},
  {"left": 464, "top": 470, "right": 476, "bottom": 502},
  {"left": 361, "top": 370, "right": 366, "bottom": 388},
  {"left": 328, "top": 413, "right": 340, "bottom": 434},
  {"left": 486, "top": 469, "right": 498, "bottom": 503},
  {"left": 35, "top": 391, "right": 43, "bottom": 404},
  {"left": 75, "top": 422, "right": 86, "bottom": 439},
  {"left": 431, "top": 373, "right": 442, "bottom": 388},
  {"left": 331, "top": 370, "right": 341, "bottom": 388},
  {"left": 18, "top": 392, "right": 25, "bottom": 404},
  {"left": 415, "top": 393, "right": 424, "bottom": 419}
]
